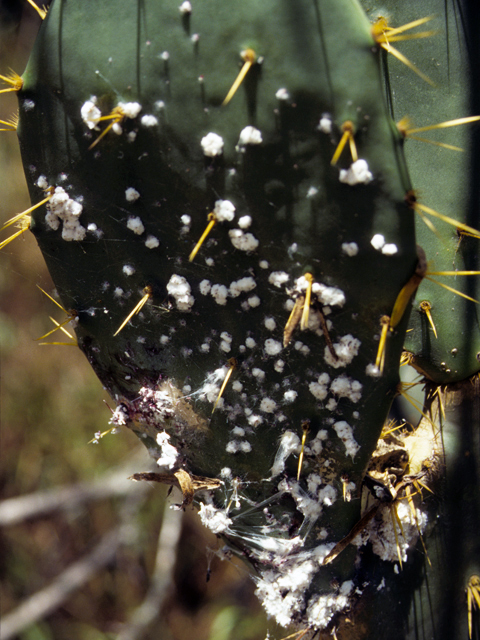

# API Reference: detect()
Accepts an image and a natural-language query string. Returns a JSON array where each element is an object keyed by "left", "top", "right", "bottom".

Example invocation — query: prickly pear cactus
[{"left": 3, "top": 0, "right": 479, "bottom": 637}]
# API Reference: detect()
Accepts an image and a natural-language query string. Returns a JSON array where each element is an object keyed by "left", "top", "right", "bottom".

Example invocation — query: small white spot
[
  {"left": 114, "top": 287, "right": 124, "bottom": 298},
  {"left": 382, "top": 243, "right": 398, "bottom": 255},
  {"left": 198, "top": 503, "right": 232, "bottom": 534},
  {"left": 330, "top": 375, "right": 362, "bottom": 403},
  {"left": 238, "top": 125, "right": 263, "bottom": 146},
  {"left": 125, "top": 187, "right": 140, "bottom": 202},
  {"left": 211, "top": 283, "right": 228, "bottom": 305},
  {"left": 247, "top": 414, "right": 263, "bottom": 428},
  {"left": 252, "top": 367, "right": 265, "bottom": 381},
  {"left": 36, "top": 175, "right": 49, "bottom": 189},
  {"left": 167, "top": 274, "right": 195, "bottom": 311},
  {"left": 316, "top": 285, "right": 346, "bottom": 307},
  {"left": 371, "top": 233, "right": 385, "bottom": 250},
  {"left": 179, "top": 0, "right": 192, "bottom": 13},
  {"left": 118, "top": 102, "right": 142, "bottom": 119},
  {"left": 284, "top": 390, "right": 298, "bottom": 402},
  {"left": 274, "top": 359, "right": 285, "bottom": 373},
  {"left": 161, "top": 51, "right": 170, "bottom": 61},
  {"left": 220, "top": 331, "right": 233, "bottom": 344},
  {"left": 229, "top": 276, "right": 256, "bottom": 297},
  {"left": 259, "top": 260, "right": 269, "bottom": 269},
  {"left": 238, "top": 215, "right": 252, "bottom": 229},
  {"left": 245, "top": 337, "right": 256, "bottom": 348},
  {"left": 160, "top": 335, "right": 170, "bottom": 345},
  {"left": 141, "top": 114, "right": 158, "bottom": 127},
  {"left": 247, "top": 295, "right": 261, "bottom": 308},
  {"left": 275, "top": 88, "right": 290, "bottom": 101},
  {"left": 326, "top": 398, "right": 338, "bottom": 411},
  {"left": 214, "top": 199, "right": 235, "bottom": 221},
  {"left": 308, "top": 373, "right": 330, "bottom": 400},
  {"left": 342, "top": 242, "right": 359, "bottom": 256},
  {"left": 264, "top": 317, "right": 276, "bottom": 331},
  {"left": 23, "top": 99, "right": 35, "bottom": 111},
  {"left": 271, "top": 430, "right": 300, "bottom": 476},
  {"left": 339, "top": 159, "right": 373, "bottom": 185},
  {"left": 228, "top": 229, "right": 259, "bottom": 252},
  {"left": 145, "top": 235, "right": 159, "bottom": 249},
  {"left": 307, "top": 186, "right": 318, "bottom": 198},
  {"left": 226, "top": 440, "right": 240, "bottom": 454},
  {"left": 156, "top": 431, "right": 179, "bottom": 469},
  {"left": 127, "top": 216, "right": 145, "bottom": 235},
  {"left": 260, "top": 397, "right": 277, "bottom": 413},
  {"left": 123, "top": 264, "right": 135, "bottom": 276},
  {"left": 317, "top": 113, "right": 332, "bottom": 134},
  {"left": 333, "top": 421, "right": 360, "bottom": 458},
  {"left": 264, "top": 339, "right": 282, "bottom": 356},
  {"left": 324, "top": 334, "right": 361, "bottom": 368},
  {"left": 181, "top": 214, "right": 191, "bottom": 226},
  {"left": 268, "top": 271, "right": 289, "bottom": 288},
  {"left": 81, "top": 97, "right": 101, "bottom": 129},
  {"left": 232, "top": 380, "right": 243, "bottom": 392},
  {"left": 201, "top": 132, "right": 224, "bottom": 157},
  {"left": 366, "top": 363, "right": 382, "bottom": 377},
  {"left": 200, "top": 342, "right": 210, "bottom": 353},
  {"left": 199, "top": 279, "right": 212, "bottom": 295},
  {"left": 239, "top": 441, "right": 252, "bottom": 453}
]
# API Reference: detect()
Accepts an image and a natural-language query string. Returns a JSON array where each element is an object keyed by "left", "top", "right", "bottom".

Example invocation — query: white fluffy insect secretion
[
  {"left": 80, "top": 97, "right": 101, "bottom": 129},
  {"left": 271, "top": 430, "right": 300, "bottom": 477},
  {"left": 324, "top": 334, "right": 361, "bottom": 368},
  {"left": 228, "top": 229, "right": 259, "bottom": 252},
  {"left": 237, "top": 126, "right": 263, "bottom": 149},
  {"left": 333, "top": 420, "right": 360, "bottom": 458},
  {"left": 317, "top": 113, "right": 332, "bottom": 134},
  {"left": 201, "top": 132, "right": 224, "bottom": 156},
  {"left": 45, "top": 186, "right": 86, "bottom": 242},
  {"left": 198, "top": 503, "right": 232, "bottom": 534},
  {"left": 339, "top": 158, "right": 373, "bottom": 185},
  {"left": 166, "top": 274, "right": 195, "bottom": 311},
  {"left": 214, "top": 199, "right": 235, "bottom": 222},
  {"left": 118, "top": 101, "right": 142, "bottom": 119},
  {"left": 156, "top": 431, "right": 179, "bottom": 469},
  {"left": 126, "top": 216, "right": 145, "bottom": 235}
]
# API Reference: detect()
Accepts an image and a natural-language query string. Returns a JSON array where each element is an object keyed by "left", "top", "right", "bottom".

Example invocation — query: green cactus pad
[{"left": 14, "top": 0, "right": 432, "bottom": 633}]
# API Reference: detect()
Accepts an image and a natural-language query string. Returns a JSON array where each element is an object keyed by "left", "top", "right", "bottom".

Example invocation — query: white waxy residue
[
  {"left": 126, "top": 216, "right": 145, "bottom": 235},
  {"left": 156, "top": 431, "right": 179, "bottom": 469},
  {"left": 339, "top": 159, "right": 373, "bottom": 185},
  {"left": 81, "top": 97, "right": 101, "bottom": 129},
  {"left": 201, "top": 132, "right": 224, "bottom": 156},
  {"left": 333, "top": 421, "right": 360, "bottom": 458},
  {"left": 167, "top": 274, "right": 195, "bottom": 311},
  {"left": 125, "top": 187, "right": 140, "bottom": 202}
]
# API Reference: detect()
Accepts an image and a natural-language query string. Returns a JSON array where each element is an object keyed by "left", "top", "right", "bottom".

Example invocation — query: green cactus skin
[
  {"left": 6, "top": 0, "right": 478, "bottom": 636},
  {"left": 357, "top": 1, "right": 480, "bottom": 638},
  {"left": 400, "top": 381, "right": 480, "bottom": 640},
  {"left": 365, "top": 0, "right": 480, "bottom": 384}
]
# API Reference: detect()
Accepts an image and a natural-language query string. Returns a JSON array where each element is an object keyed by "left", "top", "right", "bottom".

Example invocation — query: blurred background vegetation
[{"left": 0, "top": 3, "right": 272, "bottom": 639}]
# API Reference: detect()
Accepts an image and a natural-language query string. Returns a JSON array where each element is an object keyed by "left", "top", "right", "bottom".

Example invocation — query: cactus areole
[{"left": 15, "top": 0, "right": 446, "bottom": 635}]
